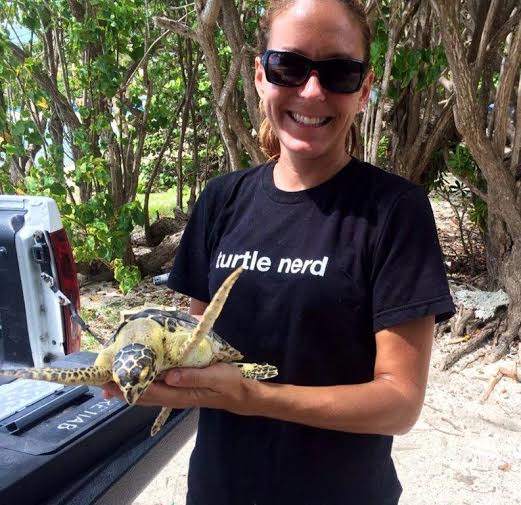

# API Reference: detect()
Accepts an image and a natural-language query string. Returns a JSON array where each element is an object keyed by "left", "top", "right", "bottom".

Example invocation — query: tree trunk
[
  {"left": 188, "top": 103, "right": 200, "bottom": 213},
  {"left": 429, "top": 0, "right": 521, "bottom": 362},
  {"left": 221, "top": 0, "right": 260, "bottom": 133},
  {"left": 485, "top": 207, "right": 521, "bottom": 361},
  {"left": 147, "top": 215, "right": 188, "bottom": 247},
  {"left": 137, "top": 231, "right": 184, "bottom": 275}
]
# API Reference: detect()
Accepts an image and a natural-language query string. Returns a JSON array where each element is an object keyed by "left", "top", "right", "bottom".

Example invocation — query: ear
[
  {"left": 254, "top": 56, "right": 265, "bottom": 99},
  {"left": 358, "top": 70, "right": 374, "bottom": 113}
]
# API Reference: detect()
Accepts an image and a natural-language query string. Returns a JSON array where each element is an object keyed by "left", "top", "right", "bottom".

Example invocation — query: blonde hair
[{"left": 257, "top": 0, "right": 371, "bottom": 159}]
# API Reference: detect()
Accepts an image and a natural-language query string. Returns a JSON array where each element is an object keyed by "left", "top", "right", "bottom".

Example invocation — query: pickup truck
[{"left": 0, "top": 195, "right": 196, "bottom": 505}]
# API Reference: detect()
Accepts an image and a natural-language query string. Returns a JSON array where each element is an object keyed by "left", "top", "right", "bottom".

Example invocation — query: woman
[{"left": 106, "top": 1, "right": 454, "bottom": 503}]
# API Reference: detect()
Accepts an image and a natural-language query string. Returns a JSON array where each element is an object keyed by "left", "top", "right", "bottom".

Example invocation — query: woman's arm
[
  {"left": 189, "top": 297, "right": 208, "bottom": 321},
  {"left": 114, "top": 298, "right": 434, "bottom": 436},
  {"left": 248, "top": 315, "right": 434, "bottom": 435}
]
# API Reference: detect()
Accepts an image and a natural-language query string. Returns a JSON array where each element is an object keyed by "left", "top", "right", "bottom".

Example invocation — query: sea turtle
[{"left": 0, "top": 267, "right": 278, "bottom": 436}]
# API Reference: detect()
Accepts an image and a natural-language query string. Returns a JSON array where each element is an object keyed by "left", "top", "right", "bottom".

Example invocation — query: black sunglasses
[{"left": 261, "top": 50, "right": 367, "bottom": 94}]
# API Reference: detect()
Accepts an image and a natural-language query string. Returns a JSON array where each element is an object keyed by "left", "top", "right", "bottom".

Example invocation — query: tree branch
[
  {"left": 430, "top": 0, "right": 521, "bottom": 238},
  {"left": 365, "top": 0, "right": 378, "bottom": 17},
  {"left": 414, "top": 94, "right": 455, "bottom": 181},
  {"left": 55, "top": 28, "right": 73, "bottom": 106},
  {"left": 511, "top": 68, "right": 521, "bottom": 173},
  {"left": 200, "top": 0, "right": 222, "bottom": 27},
  {"left": 120, "top": 30, "right": 170, "bottom": 92},
  {"left": 428, "top": 1, "right": 490, "bottom": 154},
  {"left": 221, "top": 0, "right": 260, "bottom": 131},
  {"left": 143, "top": 99, "right": 184, "bottom": 242},
  {"left": 227, "top": 108, "right": 265, "bottom": 165},
  {"left": 153, "top": 16, "right": 200, "bottom": 43},
  {"left": 67, "top": 0, "right": 85, "bottom": 21},
  {"left": 485, "top": 9, "right": 521, "bottom": 61},
  {"left": 493, "top": 19, "right": 521, "bottom": 154},
  {"left": 7, "top": 41, "right": 80, "bottom": 130},
  {"left": 370, "top": 0, "right": 421, "bottom": 164},
  {"left": 131, "top": 63, "right": 153, "bottom": 192},
  {"left": 218, "top": 46, "right": 245, "bottom": 111},
  {"left": 475, "top": 0, "right": 500, "bottom": 73}
]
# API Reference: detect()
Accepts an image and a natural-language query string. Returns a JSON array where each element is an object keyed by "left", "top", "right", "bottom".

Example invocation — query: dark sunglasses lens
[
  {"left": 320, "top": 60, "right": 364, "bottom": 93},
  {"left": 266, "top": 52, "right": 309, "bottom": 86}
]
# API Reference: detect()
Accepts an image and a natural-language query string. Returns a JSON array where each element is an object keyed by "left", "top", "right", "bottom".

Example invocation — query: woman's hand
[{"left": 102, "top": 363, "right": 256, "bottom": 415}]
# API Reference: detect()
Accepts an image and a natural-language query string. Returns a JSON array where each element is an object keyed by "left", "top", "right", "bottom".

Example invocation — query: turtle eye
[{"left": 140, "top": 366, "right": 151, "bottom": 382}]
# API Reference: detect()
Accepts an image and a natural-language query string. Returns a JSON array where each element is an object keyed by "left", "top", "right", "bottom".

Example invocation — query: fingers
[
  {"left": 102, "top": 381, "right": 121, "bottom": 400},
  {"left": 136, "top": 381, "right": 216, "bottom": 407},
  {"left": 164, "top": 363, "right": 238, "bottom": 389},
  {"left": 100, "top": 364, "right": 240, "bottom": 409}
]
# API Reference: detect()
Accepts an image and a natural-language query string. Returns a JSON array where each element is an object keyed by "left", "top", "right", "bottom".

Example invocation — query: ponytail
[{"left": 258, "top": 100, "right": 280, "bottom": 159}]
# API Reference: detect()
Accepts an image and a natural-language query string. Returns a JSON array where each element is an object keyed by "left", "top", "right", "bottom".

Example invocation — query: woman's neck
[{"left": 273, "top": 150, "right": 351, "bottom": 192}]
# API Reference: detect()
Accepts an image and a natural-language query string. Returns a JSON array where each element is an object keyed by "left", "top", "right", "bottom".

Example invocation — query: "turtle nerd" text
[{"left": 215, "top": 250, "right": 329, "bottom": 277}]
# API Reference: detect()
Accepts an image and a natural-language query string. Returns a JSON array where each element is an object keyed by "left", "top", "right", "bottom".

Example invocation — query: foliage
[
  {"left": 375, "top": 134, "right": 389, "bottom": 166},
  {"left": 113, "top": 258, "right": 141, "bottom": 295},
  {"left": 0, "top": 0, "right": 179, "bottom": 291},
  {"left": 445, "top": 144, "right": 487, "bottom": 230},
  {"left": 0, "top": 168, "right": 15, "bottom": 193},
  {"left": 1, "top": 0, "right": 517, "bottom": 297},
  {"left": 24, "top": 152, "right": 145, "bottom": 292},
  {"left": 370, "top": 18, "right": 388, "bottom": 81}
]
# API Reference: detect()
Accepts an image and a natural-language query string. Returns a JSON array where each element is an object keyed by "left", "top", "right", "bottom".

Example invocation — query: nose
[{"left": 299, "top": 71, "right": 326, "bottom": 100}]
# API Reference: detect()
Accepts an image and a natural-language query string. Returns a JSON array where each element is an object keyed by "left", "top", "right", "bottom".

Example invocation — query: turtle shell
[{"left": 113, "top": 308, "right": 231, "bottom": 348}]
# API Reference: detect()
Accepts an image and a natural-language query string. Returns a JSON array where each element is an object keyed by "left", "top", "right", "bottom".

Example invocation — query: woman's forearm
[{"left": 243, "top": 378, "right": 424, "bottom": 436}]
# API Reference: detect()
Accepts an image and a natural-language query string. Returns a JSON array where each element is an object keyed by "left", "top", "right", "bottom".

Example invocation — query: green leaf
[
  {"left": 11, "top": 120, "right": 26, "bottom": 137},
  {"left": 50, "top": 182, "right": 67, "bottom": 195}
]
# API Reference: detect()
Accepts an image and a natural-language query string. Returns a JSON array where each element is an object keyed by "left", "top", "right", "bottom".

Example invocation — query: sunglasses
[{"left": 261, "top": 50, "right": 368, "bottom": 94}]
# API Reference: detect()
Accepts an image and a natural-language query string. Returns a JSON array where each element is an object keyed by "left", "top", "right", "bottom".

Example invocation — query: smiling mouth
[{"left": 289, "top": 111, "right": 332, "bottom": 127}]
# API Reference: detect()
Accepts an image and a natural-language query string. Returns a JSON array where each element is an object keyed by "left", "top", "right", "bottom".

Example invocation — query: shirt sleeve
[
  {"left": 371, "top": 186, "right": 455, "bottom": 333},
  {"left": 167, "top": 182, "right": 215, "bottom": 303}
]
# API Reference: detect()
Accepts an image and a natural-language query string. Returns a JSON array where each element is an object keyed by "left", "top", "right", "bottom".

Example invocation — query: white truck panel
[{"left": 0, "top": 196, "right": 66, "bottom": 367}]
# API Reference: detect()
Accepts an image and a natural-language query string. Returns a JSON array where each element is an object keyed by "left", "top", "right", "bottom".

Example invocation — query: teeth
[{"left": 290, "top": 112, "right": 329, "bottom": 126}]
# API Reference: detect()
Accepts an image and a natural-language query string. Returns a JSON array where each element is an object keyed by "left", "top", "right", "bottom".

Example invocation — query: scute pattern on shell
[
  {"left": 118, "top": 308, "right": 234, "bottom": 356},
  {"left": 113, "top": 343, "right": 156, "bottom": 387}
]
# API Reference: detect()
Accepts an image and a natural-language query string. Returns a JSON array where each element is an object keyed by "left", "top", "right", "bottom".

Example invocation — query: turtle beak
[
  {"left": 124, "top": 388, "right": 139, "bottom": 405},
  {"left": 112, "top": 360, "right": 156, "bottom": 406}
]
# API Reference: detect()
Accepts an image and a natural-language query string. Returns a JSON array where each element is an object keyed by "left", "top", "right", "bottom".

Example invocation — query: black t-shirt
[{"left": 168, "top": 158, "right": 455, "bottom": 505}]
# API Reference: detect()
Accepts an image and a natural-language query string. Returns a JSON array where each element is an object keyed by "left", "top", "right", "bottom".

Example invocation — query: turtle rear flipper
[
  {"left": 0, "top": 366, "right": 112, "bottom": 385},
  {"left": 151, "top": 406, "right": 172, "bottom": 436},
  {"left": 236, "top": 363, "right": 278, "bottom": 380}
]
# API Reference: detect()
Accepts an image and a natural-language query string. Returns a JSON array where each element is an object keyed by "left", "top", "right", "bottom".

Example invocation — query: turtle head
[{"left": 112, "top": 343, "right": 158, "bottom": 405}]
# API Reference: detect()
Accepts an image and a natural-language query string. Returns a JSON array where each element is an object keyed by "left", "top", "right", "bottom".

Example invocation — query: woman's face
[{"left": 255, "top": 0, "right": 373, "bottom": 166}]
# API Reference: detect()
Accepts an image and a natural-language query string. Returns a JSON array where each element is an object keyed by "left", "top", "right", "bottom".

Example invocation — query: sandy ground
[{"left": 130, "top": 332, "right": 521, "bottom": 505}]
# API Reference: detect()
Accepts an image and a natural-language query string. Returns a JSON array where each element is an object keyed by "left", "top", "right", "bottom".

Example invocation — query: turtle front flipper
[
  {"left": 236, "top": 363, "right": 278, "bottom": 380},
  {"left": 151, "top": 406, "right": 172, "bottom": 436},
  {"left": 177, "top": 267, "right": 243, "bottom": 363},
  {"left": 0, "top": 366, "right": 112, "bottom": 385}
]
